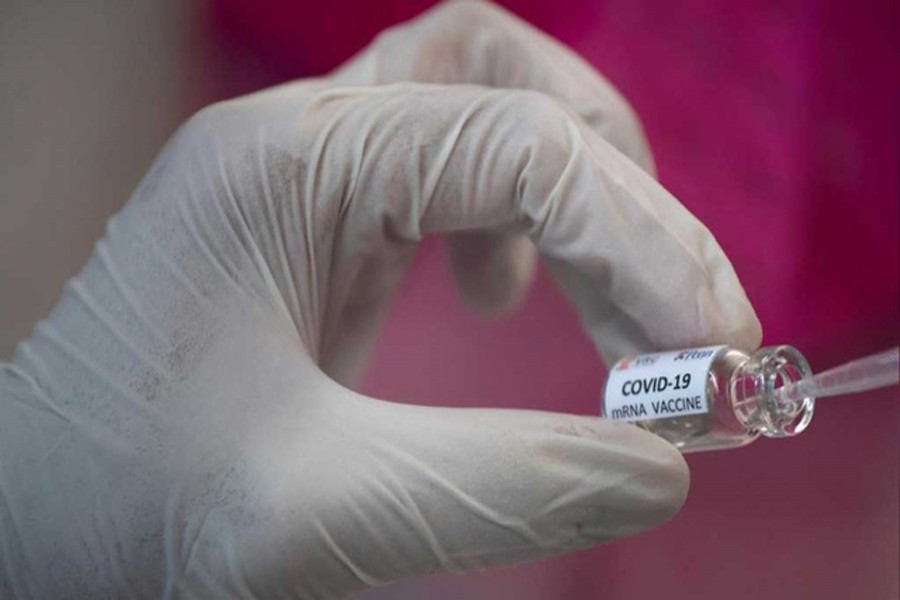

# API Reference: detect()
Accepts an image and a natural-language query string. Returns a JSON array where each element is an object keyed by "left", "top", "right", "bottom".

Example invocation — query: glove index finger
[{"left": 305, "top": 83, "right": 760, "bottom": 365}]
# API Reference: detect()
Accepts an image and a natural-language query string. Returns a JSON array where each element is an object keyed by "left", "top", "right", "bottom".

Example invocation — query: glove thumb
[{"left": 314, "top": 398, "right": 689, "bottom": 591}]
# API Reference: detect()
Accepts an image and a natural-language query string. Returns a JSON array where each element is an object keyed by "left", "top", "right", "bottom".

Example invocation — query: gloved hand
[{"left": 0, "top": 2, "right": 761, "bottom": 597}]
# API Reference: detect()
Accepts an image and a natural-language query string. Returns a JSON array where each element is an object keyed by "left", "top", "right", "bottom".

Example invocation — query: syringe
[{"left": 773, "top": 346, "right": 899, "bottom": 406}]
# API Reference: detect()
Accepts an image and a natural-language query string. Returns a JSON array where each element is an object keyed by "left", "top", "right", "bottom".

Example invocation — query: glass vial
[{"left": 602, "top": 345, "right": 815, "bottom": 452}]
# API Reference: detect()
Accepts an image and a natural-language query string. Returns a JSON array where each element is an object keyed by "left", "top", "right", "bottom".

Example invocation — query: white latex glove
[{"left": 0, "top": 2, "right": 761, "bottom": 598}]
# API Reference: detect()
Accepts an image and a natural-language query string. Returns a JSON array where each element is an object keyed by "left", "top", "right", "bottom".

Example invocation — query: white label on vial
[{"left": 603, "top": 346, "right": 726, "bottom": 422}]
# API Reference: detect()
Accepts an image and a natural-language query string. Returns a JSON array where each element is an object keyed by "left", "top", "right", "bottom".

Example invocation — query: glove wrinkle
[
  {"left": 373, "top": 435, "right": 548, "bottom": 549},
  {"left": 362, "top": 456, "right": 452, "bottom": 574},
  {"left": 253, "top": 129, "right": 306, "bottom": 336},
  {"left": 311, "top": 518, "right": 387, "bottom": 590}
]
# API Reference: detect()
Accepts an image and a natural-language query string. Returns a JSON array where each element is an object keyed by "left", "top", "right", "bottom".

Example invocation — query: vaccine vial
[{"left": 602, "top": 345, "right": 815, "bottom": 452}]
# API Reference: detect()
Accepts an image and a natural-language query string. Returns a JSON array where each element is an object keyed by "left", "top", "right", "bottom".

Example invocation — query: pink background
[{"left": 210, "top": 1, "right": 898, "bottom": 597}]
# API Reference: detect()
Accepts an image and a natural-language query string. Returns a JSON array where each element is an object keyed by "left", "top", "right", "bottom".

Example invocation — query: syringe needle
[{"left": 775, "top": 346, "right": 899, "bottom": 403}]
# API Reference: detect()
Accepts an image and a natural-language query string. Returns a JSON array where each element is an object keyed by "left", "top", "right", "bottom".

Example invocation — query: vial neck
[{"left": 729, "top": 346, "right": 815, "bottom": 438}]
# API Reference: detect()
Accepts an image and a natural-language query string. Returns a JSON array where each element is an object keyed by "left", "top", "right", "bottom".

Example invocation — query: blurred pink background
[{"left": 2, "top": 0, "right": 897, "bottom": 597}]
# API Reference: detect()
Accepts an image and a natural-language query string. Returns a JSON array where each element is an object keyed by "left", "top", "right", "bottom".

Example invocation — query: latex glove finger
[
  {"left": 304, "top": 84, "right": 760, "bottom": 371},
  {"left": 1, "top": 304, "right": 686, "bottom": 598},
  {"left": 331, "top": 1, "right": 654, "bottom": 315},
  {"left": 235, "top": 369, "right": 688, "bottom": 597},
  {"left": 443, "top": 230, "right": 537, "bottom": 314}
]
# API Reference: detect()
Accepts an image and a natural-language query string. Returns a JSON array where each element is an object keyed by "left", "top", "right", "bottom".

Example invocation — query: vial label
[{"left": 603, "top": 346, "right": 726, "bottom": 422}]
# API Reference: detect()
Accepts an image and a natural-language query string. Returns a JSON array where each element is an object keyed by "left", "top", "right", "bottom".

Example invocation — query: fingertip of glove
[
  {"left": 445, "top": 233, "right": 537, "bottom": 316},
  {"left": 630, "top": 429, "right": 690, "bottom": 532},
  {"left": 557, "top": 417, "right": 690, "bottom": 538}
]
